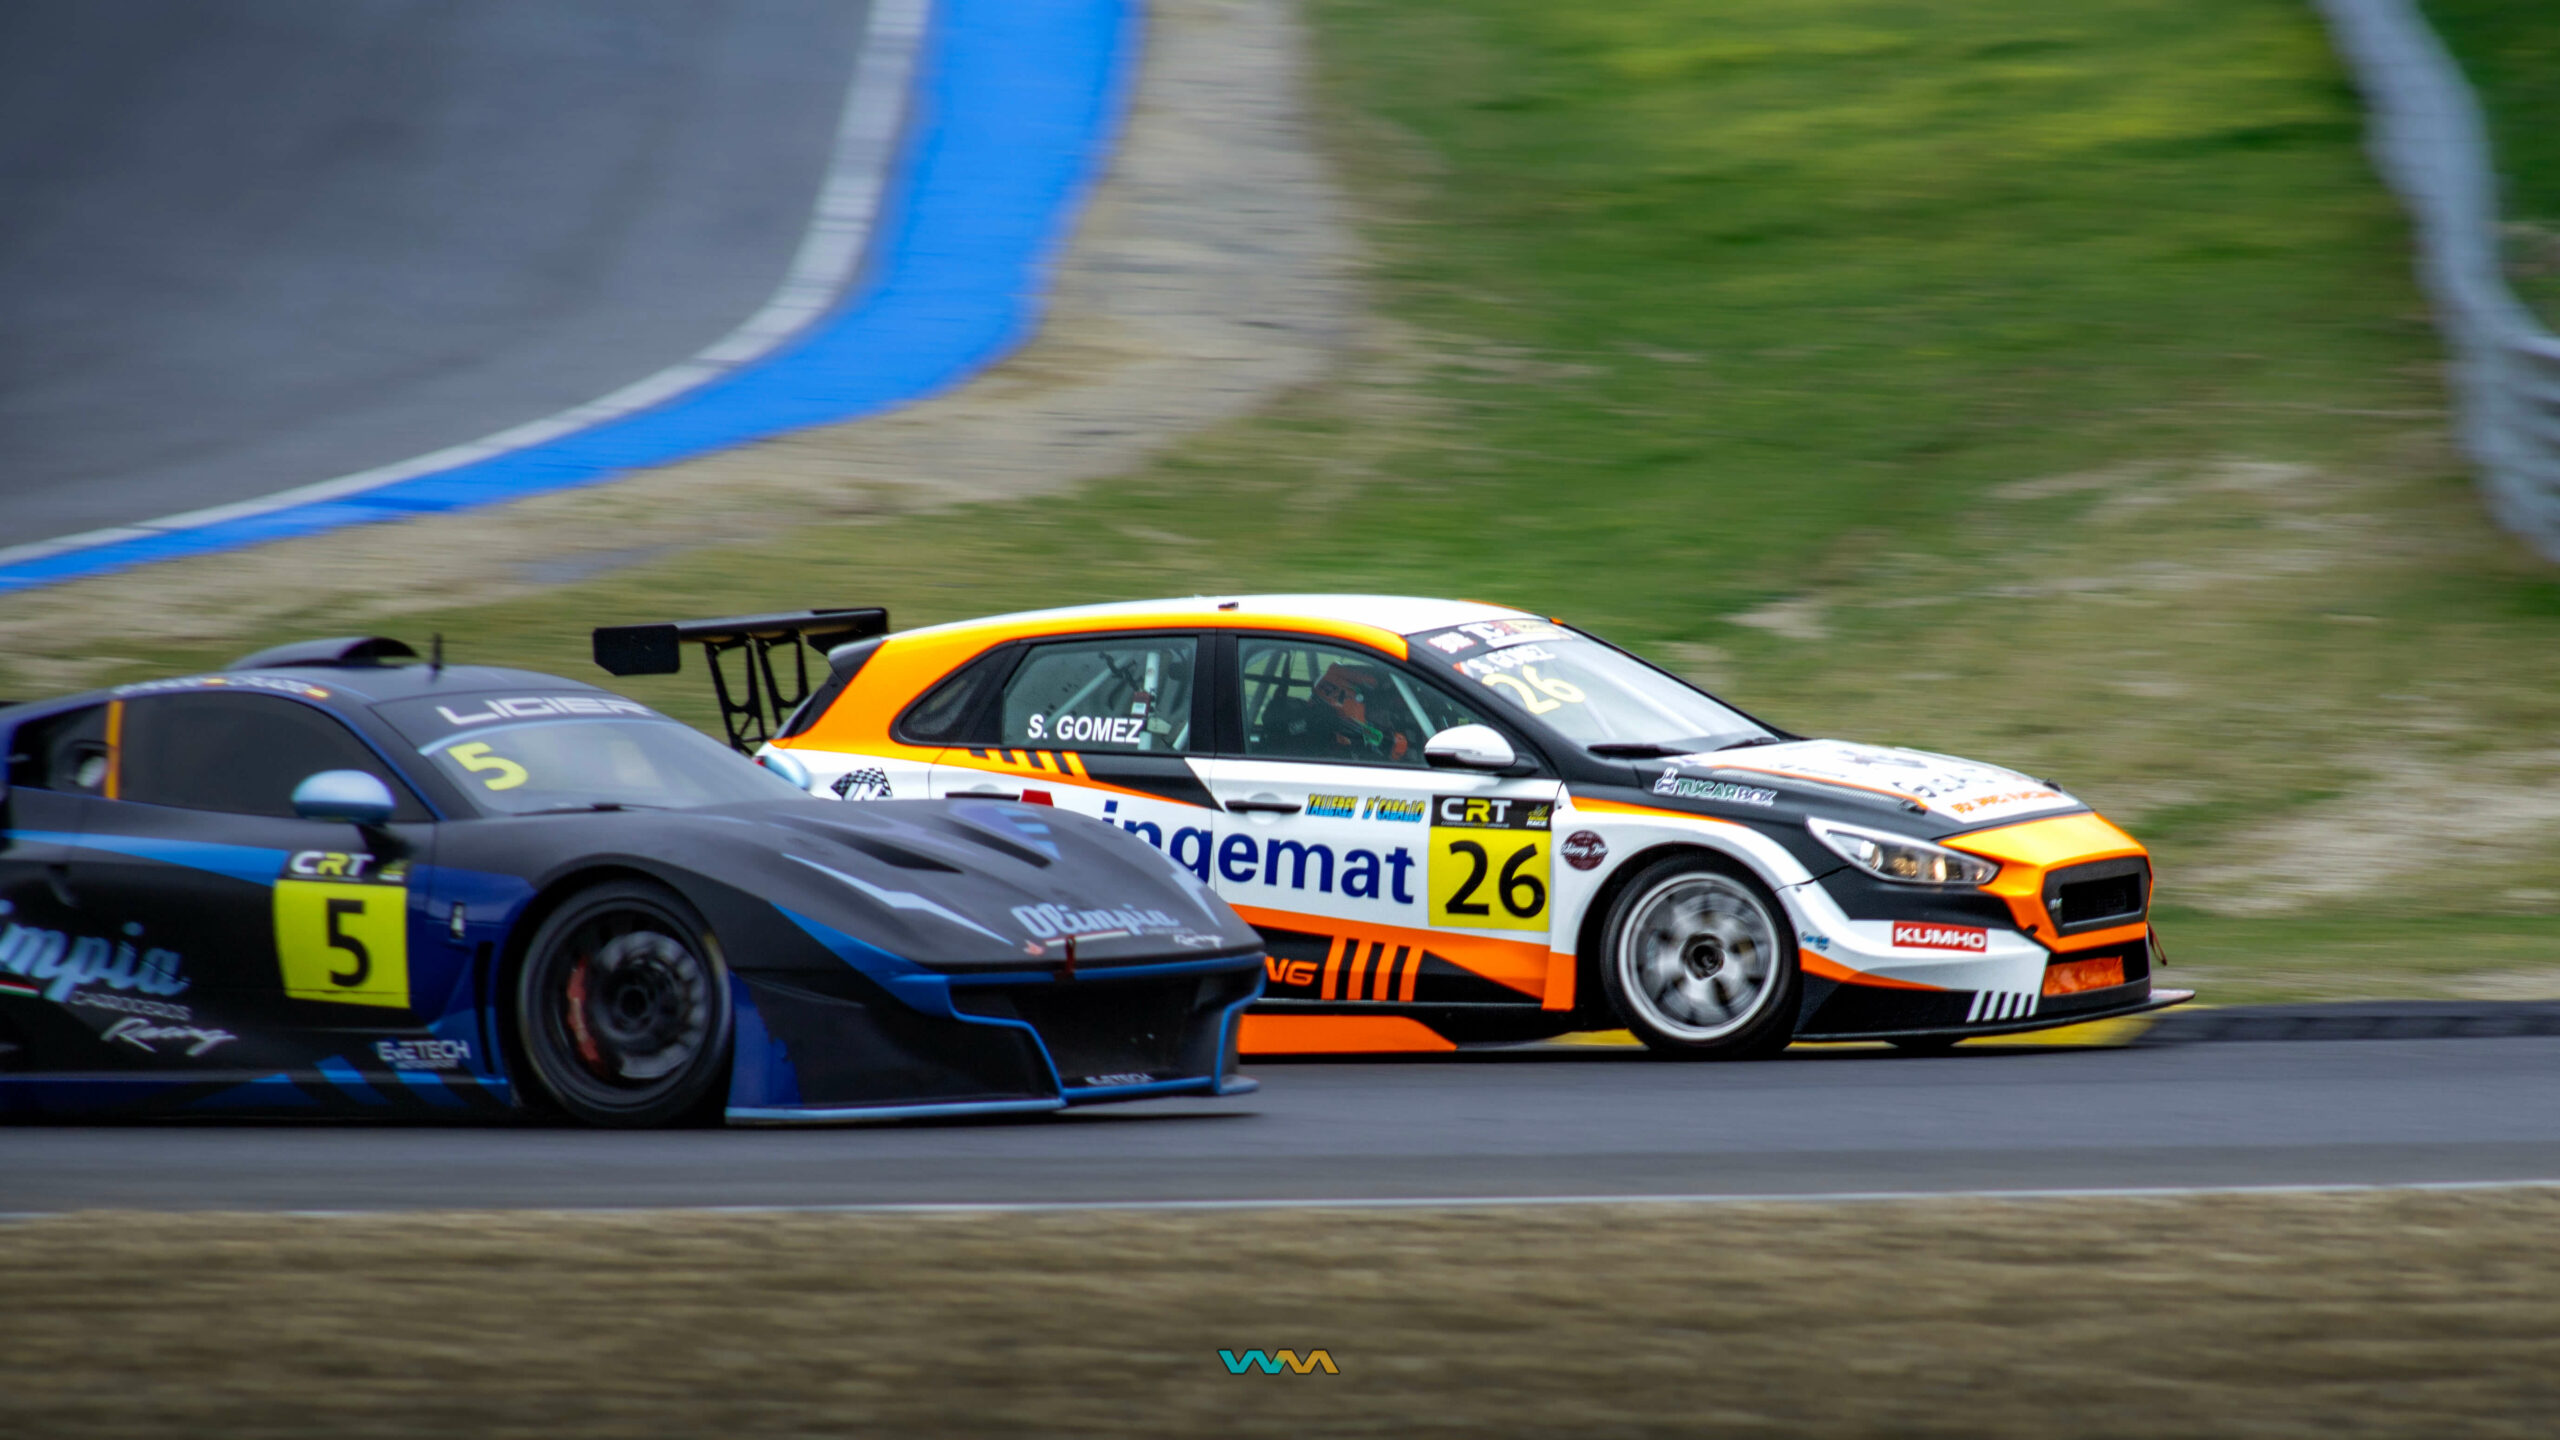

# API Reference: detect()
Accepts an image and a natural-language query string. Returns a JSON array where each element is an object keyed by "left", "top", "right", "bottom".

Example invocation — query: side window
[
  {"left": 117, "top": 693, "right": 428, "bottom": 821},
  {"left": 4, "top": 705, "right": 111, "bottom": 794},
  {"left": 897, "top": 649, "right": 1007, "bottom": 744},
  {"left": 996, "top": 636, "right": 1197, "bottom": 753},
  {"left": 1239, "top": 638, "right": 1486, "bottom": 767}
]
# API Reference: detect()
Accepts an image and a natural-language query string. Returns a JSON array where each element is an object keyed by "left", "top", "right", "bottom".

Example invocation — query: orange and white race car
[{"left": 594, "top": 596, "right": 2189, "bottom": 1057}]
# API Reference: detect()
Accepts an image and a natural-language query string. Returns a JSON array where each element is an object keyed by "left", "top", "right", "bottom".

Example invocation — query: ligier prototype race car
[
  {"left": 596, "top": 596, "right": 2192, "bottom": 1058},
  {"left": 0, "top": 637, "right": 1264, "bottom": 1125}
]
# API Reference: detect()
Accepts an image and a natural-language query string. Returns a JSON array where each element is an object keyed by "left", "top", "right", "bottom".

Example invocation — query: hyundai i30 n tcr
[
  {"left": 597, "top": 597, "right": 2190, "bottom": 1058},
  {"left": 0, "top": 637, "right": 1264, "bottom": 1124}
]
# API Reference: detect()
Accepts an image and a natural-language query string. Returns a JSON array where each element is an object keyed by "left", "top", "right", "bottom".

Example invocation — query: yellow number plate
[
  {"left": 274, "top": 878, "right": 410, "bottom": 1008},
  {"left": 1426, "top": 794, "right": 1552, "bottom": 932}
]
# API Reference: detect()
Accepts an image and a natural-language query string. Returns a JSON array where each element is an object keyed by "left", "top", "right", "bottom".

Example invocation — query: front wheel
[
  {"left": 515, "top": 879, "right": 734, "bottom": 1128},
  {"left": 1599, "top": 857, "right": 1800, "bottom": 1059}
]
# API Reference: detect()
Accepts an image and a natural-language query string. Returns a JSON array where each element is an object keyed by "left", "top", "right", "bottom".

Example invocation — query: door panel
[
  {"left": 1198, "top": 758, "right": 1561, "bottom": 1005},
  {"left": 0, "top": 788, "right": 99, "bottom": 1069},
  {"left": 1209, "top": 631, "right": 1563, "bottom": 1008},
  {"left": 926, "top": 633, "right": 1225, "bottom": 879}
]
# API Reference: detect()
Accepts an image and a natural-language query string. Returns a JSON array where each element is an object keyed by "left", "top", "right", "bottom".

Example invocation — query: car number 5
[
  {"left": 275, "top": 879, "right": 411, "bottom": 1009},
  {"left": 448, "top": 741, "right": 530, "bottom": 790}
]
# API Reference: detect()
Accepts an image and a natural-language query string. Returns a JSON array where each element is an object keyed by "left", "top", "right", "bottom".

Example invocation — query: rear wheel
[
  {"left": 515, "top": 879, "right": 733, "bottom": 1128},
  {"left": 1600, "top": 856, "right": 1800, "bottom": 1059}
]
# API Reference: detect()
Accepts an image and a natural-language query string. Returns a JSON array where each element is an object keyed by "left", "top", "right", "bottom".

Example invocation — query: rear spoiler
[{"left": 592, "top": 607, "right": 888, "bottom": 753}]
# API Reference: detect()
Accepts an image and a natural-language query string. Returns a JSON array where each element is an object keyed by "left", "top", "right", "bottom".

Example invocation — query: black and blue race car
[{"left": 0, "top": 637, "right": 1264, "bottom": 1126}]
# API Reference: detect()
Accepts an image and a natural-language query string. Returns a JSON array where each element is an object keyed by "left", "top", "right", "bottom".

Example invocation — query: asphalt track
[
  {"left": 6, "top": 1034, "right": 2559, "bottom": 1212},
  {"left": 0, "top": 0, "right": 872, "bottom": 549}
]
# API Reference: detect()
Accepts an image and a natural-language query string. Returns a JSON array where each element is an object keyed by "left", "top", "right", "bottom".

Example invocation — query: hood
[
  {"left": 1658, "top": 739, "right": 2081, "bottom": 828},
  {"left": 601, "top": 798, "right": 1262, "bottom": 969}
]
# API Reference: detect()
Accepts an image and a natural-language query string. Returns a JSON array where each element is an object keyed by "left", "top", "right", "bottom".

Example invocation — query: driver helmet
[{"left": 1313, "top": 663, "right": 1409, "bottom": 760}]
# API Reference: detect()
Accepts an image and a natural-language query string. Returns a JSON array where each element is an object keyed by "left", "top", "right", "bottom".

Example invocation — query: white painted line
[
  {"left": 0, "top": 0, "right": 933, "bottom": 571},
  {"left": 8, "top": 1177, "right": 2560, "bottom": 1222}
]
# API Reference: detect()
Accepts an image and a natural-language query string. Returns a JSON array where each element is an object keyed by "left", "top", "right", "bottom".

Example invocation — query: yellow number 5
[{"left": 448, "top": 742, "right": 529, "bottom": 790}]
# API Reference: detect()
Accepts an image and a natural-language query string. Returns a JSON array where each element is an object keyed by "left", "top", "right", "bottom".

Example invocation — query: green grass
[
  {"left": 9, "top": 1195, "right": 2560, "bottom": 1436},
  {"left": 2425, "top": 0, "right": 2560, "bottom": 325},
  {"left": 7, "top": 0, "right": 2558, "bottom": 999}
]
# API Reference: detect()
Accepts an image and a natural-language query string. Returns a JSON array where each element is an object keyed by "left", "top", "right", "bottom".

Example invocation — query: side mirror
[
  {"left": 1423, "top": 724, "right": 1517, "bottom": 772},
  {"left": 757, "top": 748, "right": 814, "bottom": 792},
  {"left": 292, "top": 770, "right": 397, "bottom": 826}
]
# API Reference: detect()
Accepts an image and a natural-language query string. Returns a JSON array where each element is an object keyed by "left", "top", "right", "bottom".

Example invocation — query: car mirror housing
[
  {"left": 757, "top": 747, "right": 815, "bottom": 792},
  {"left": 292, "top": 770, "right": 397, "bottom": 827},
  {"left": 1423, "top": 724, "right": 1517, "bottom": 771}
]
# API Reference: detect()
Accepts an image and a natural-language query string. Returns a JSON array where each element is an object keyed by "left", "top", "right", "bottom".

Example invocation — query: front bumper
[
  {"left": 723, "top": 951, "right": 1264, "bottom": 1125},
  {"left": 1779, "top": 810, "right": 2173, "bottom": 1042},
  {"left": 1797, "top": 983, "right": 2195, "bottom": 1044}
]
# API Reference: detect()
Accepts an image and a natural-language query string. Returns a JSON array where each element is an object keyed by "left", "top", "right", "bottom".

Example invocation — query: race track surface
[
  {"left": 0, "top": 0, "right": 872, "bottom": 548},
  {"left": 6, "top": 1037, "right": 2559, "bottom": 1212}
]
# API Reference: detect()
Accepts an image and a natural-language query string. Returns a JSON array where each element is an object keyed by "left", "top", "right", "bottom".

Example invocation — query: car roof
[{"left": 893, "top": 594, "right": 1538, "bottom": 645}]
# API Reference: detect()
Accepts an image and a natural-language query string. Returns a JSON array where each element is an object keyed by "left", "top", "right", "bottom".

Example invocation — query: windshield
[
  {"left": 1411, "top": 622, "right": 1770, "bottom": 751},
  {"left": 411, "top": 717, "right": 805, "bottom": 815}
]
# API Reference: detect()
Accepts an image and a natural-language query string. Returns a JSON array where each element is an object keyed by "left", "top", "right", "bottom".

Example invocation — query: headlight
[{"left": 1807, "top": 817, "right": 2000, "bottom": 887}]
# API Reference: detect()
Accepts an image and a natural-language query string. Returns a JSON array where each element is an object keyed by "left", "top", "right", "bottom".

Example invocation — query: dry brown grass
[{"left": 3, "top": 1190, "right": 2557, "bottom": 1437}]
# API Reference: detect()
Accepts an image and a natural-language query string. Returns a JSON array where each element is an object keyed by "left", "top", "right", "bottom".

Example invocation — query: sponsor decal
[
  {"left": 1944, "top": 787, "right": 2067, "bottom": 818},
  {"left": 1428, "top": 796, "right": 1551, "bottom": 930},
  {"left": 1891, "top": 922, "right": 1989, "bottom": 952},
  {"left": 1360, "top": 797, "right": 1426, "bottom": 824},
  {"left": 1265, "top": 956, "right": 1320, "bottom": 988},
  {"left": 1560, "top": 831, "right": 1608, "bottom": 871},
  {"left": 288, "top": 850, "right": 396, "bottom": 881},
  {"left": 1305, "top": 794, "right": 1426, "bottom": 823},
  {"left": 1027, "top": 712, "right": 1148, "bottom": 746},
  {"left": 374, "top": 1038, "right": 473, "bottom": 1071},
  {"left": 1433, "top": 796, "right": 1551, "bottom": 831},
  {"left": 1455, "top": 644, "right": 1555, "bottom": 679},
  {"left": 1220, "top": 835, "right": 1418, "bottom": 904},
  {"left": 1012, "top": 902, "right": 1190, "bottom": 941},
  {"left": 1073, "top": 1071, "right": 1155, "bottom": 1087},
  {"left": 431, "top": 695, "right": 655, "bottom": 727},
  {"left": 113, "top": 673, "right": 331, "bottom": 701},
  {"left": 1425, "top": 633, "right": 1477, "bottom": 655},
  {"left": 1457, "top": 619, "right": 1567, "bottom": 648},
  {"left": 833, "top": 767, "right": 894, "bottom": 801},
  {"left": 69, "top": 991, "right": 193, "bottom": 1021},
  {"left": 103, "top": 1017, "right": 234, "bottom": 1058},
  {"left": 1650, "top": 771, "right": 1778, "bottom": 807},
  {"left": 1092, "top": 798, "right": 1417, "bottom": 905},
  {"left": 1713, "top": 740, "right": 2075, "bottom": 821},
  {"left": 0, "top": 923, "right": 190, "bottom": 1003},
  {"left": 1803, "top": 932, "right": 1831, "bottom": 952}
]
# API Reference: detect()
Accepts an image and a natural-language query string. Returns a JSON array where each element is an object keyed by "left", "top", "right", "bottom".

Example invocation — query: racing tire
[
  {"left": 1599, "top": 855, "right": 1800, "bottom": 1060},
  {"left": 514, "top": 879, "right": 734, "bottom": 1128}
]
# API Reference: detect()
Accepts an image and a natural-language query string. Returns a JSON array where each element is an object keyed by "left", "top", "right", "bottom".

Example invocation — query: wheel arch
[
  {"left": 1571, "top": 837, "right": 1790, "bottom": 1024},
  {"left": 491, "top": 861, "right": 715, "bottom": 1102}
]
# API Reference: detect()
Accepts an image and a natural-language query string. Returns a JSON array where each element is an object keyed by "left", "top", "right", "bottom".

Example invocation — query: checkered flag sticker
[{"left": 832, "top": 767, "right": 894, "bottom": 801}]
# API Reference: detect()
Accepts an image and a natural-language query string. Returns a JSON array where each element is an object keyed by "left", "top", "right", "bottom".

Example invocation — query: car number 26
[
  {"left": 1426, "top": 794, "right": 1551, "bottom": 933},
  {"left": 274, "top": 868, "right": 411, "bottom": 1009}
]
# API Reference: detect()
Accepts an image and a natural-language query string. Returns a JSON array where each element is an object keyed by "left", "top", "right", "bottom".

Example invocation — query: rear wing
[{"left": 592, "top": 607, "right": 888, "bottom": 753}]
